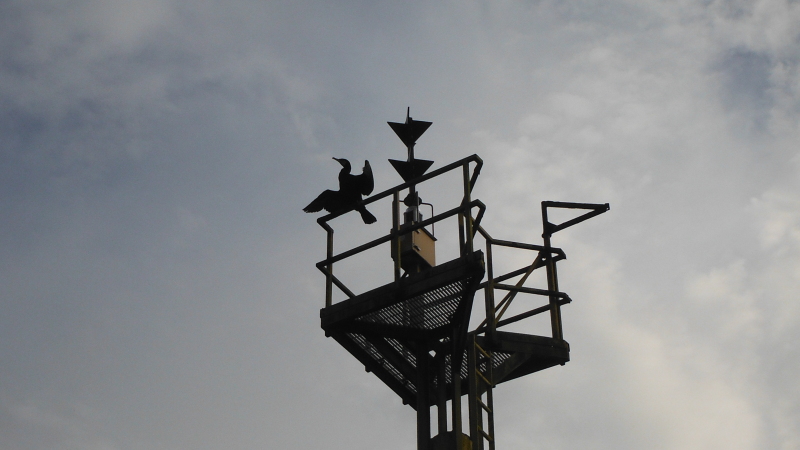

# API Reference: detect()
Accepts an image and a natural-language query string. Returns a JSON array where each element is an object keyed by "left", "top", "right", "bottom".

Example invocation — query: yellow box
[{"left": 392, "top": 226, "right": 436, "bottom": 273}]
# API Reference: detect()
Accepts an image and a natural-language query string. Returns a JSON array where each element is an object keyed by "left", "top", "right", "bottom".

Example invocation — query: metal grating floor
[
  {"left": 348, "top": 332, "right": 418, "bottom": 395},
  {"left": 355, "top": 280, "right": 466, "bottom": 330},
  {"left": 322, "top": 253, "right": 485, "bottom": 407}
]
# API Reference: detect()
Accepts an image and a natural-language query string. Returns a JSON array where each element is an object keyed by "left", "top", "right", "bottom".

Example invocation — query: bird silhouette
[{"left": 303, "top": 157, "right": 377, "bottom": 224}]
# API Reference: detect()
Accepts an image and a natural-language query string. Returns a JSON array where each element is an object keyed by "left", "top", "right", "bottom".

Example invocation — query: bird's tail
[{"left": 357, "top": 207, "right": 377, "bottom": 224}]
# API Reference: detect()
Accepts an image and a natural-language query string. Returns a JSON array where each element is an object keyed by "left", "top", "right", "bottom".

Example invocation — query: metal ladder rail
[{"left": 468, "top": 335, "right": 495, "bottom": 450}]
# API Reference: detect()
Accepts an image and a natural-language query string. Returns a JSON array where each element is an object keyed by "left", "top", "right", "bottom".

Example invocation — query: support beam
[{"left": 417, "top": 346, "right": 431, "bottom": 450}]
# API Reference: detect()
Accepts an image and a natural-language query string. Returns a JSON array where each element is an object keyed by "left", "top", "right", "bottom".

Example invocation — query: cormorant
[{"left": 303, "top": 157, "right": 377, "bottom": 224}]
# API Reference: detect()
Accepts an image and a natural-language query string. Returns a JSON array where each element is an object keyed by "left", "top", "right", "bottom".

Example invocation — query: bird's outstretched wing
[
  {"left": 304, "top": 190, "right": 339, "bottom": 213},
  {"left": 356, "top": 160, "right": 374, "bottom": 196}
]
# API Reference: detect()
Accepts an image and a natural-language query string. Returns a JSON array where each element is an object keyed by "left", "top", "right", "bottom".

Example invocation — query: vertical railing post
[
  {"left": 325, "top": 224, "right": 334, "bottom": 308},
  {"left": 393, "top": 191, "right": 401, "bottom": 282},
  {"left": 416, "top": 347, "right": 431, "bottom": 450},
  {"left": 457, "top": 213, "right": 466, "bottom": 257},
  {"left": 485, "top": 241, "right": 496, "bottom": 341},
  {"left": 463, "top": 163, "right": 473, "bottom": 254},
  {"left": 541, "top": 203, "right": 563, "bottom": 340}
]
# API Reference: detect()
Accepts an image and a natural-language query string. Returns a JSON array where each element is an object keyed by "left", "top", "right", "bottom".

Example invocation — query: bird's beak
[{"left": 332, "top": 157, "right": 344, "bottom": 166}]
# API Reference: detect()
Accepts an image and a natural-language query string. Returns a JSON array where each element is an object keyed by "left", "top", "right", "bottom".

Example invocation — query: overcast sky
[{"left": 2, "top": 1, "right": 800, "bottom": 449}]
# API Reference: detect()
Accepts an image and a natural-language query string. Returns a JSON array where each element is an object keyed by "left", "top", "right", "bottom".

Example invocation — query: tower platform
[
  {"left": 320, "top": 251, "right": 485, "bottom": 408},
  {"left": 422, "top": 331, "right": 570, "bottom": 402},
  {"left": 320, "top": 249, "right": 572, "bottom": 407},
  {"left": 477, "top": 331, "right": 570, "bottom": 385}
]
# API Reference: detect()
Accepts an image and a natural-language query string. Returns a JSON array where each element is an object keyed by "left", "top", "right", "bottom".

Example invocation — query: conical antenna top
[
  {"left": 387, "top": 108, "right": 432, "bottom": 151},
  {"left": 388, "top": 108, "right": 434, "bottom": 182}
]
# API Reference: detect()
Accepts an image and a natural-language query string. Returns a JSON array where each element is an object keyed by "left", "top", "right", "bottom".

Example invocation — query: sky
[{"left": 1, "top": 0, "right": 799, "bottom": 449}]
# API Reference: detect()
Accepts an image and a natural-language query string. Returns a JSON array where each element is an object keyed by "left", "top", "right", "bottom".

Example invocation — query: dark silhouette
[{"left": 304, "top": 157, "right": 377, "bottom": 224}]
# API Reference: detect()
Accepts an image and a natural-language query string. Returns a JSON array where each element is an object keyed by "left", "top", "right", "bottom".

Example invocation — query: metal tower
[{"left": 313, "top": 111, "right": 609, "bottom": 450}]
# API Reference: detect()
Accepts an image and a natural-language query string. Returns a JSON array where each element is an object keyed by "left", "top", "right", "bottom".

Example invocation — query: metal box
[{"left": 392, "top": 225, "right": 436, "bottom": 273}]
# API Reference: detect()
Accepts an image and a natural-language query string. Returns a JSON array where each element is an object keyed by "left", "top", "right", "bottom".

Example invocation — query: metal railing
[
  {"left": 474, "top": 201, "right": 610, "bottom": 341},
  {"left": 314, "top": 151, "right": 609, "bottom": 340},
  {"left": 473, "top": 225, "right": 569, "bottom": 340},
  {"left": 315, "top": 154, "right": 485, "bottom": 307}
]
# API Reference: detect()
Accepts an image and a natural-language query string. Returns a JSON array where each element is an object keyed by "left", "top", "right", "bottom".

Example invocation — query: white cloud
[
  {"left": 2, "top": 1, "right": 800, "bottom": 449},
  {"left": 751, "top": 189, "right": 800, "bottom": 251}
]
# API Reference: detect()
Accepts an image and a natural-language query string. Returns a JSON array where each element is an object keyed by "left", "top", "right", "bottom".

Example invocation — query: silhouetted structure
[
  {"left": 308, "top": 110, "right": 609, "bottom": 450},
  {"left": 388, "top": 108, "right": 434, "bottom": 183},
  {"left": 304, "top": 157, "right": 376, "bottom": 224}
]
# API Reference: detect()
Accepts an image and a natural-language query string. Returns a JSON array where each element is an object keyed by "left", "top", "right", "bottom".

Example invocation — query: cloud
[{"left": 1, "top": 1, "right": 799, "bottom": 449}]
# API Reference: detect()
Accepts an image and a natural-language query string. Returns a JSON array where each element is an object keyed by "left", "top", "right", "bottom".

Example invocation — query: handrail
[
  {"left": 473, "top": 298, "right": 571, "bottom": 334},
  {"left": 314, "top": 270, "right": 356, "bottom": 299},
  {"left": 316, "top": 199, "right": 485, "bottom": 269},
  {"left": 472, "top": 224, "right": 572, "bottom": 339},
  {"left": 493, "top": 284, "right": 569, "bottom": 299},
  {"left": 312, "top": 150, "right": 607, "bottom": 344},
  {"left": 317, "top": 154, "right": 483, "bottom": 226},
  {"left": 316, "top": 154, "right": 484, "bottom": 308}
]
